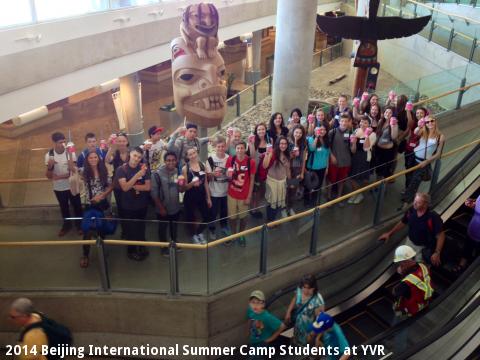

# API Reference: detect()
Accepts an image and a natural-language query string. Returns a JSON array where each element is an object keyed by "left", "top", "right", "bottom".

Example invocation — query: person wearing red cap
[{"left": 146, "top": 126, "right": 167, "bottom": 171}]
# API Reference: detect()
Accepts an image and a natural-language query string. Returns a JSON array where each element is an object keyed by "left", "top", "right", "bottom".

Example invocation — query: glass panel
[
  {"left": 0, "top": 244, "right": 100, "bottom": 289},
  {"left": 207, "top": 228, "right": 262, "bottom": 293},
  {"left": 0, "top": 0, "right": 32, "bottom": 28},
  {"left": 177, "top": 246, "right": 208, "bottom": 295},
  {"left": 239, "top": 88, "right": 254, "bottom": 117},
  {"left": 266, "top": 212, "right": 313, "bottom": 270},
  {"left": 35, "top": 0, "right": 108, "bottom": 21},
  {"left": 110, "top": 0, "right": 159, "bottom": 9},
  {"left": 256, "top": 77, "right": 270, "bottom": 104}
]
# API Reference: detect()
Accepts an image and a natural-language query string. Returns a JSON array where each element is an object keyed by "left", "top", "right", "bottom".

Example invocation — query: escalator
[{"left": 266, "top": 155, "right": 480, "bottom": 358}]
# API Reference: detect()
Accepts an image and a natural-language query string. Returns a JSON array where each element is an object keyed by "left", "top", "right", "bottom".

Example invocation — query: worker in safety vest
[{"left": 392, "top": 245, "right": 434, "bottom": 317}]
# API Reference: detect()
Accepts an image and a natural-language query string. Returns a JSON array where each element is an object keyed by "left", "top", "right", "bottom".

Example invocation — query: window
[
  {"left": 0, "top": 0, "right": 33, "bottom": 28},
  {"left": 34, "top": 0, "right": 108, "bottom": 21}
]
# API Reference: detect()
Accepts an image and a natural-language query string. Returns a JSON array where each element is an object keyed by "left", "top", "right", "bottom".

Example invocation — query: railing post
[
  {"left": 373, "top": 182, "right": 386, "bottom": 226},
  {"left": 428, "top": 20, "right": 436, "bottom": 42},
  {"left": 447, "top": 29, "right": 455, "bottom": 51},
  {"left": 456, "top": 77, "right": 467, "bottom": 109},
  {"left": 96, "top": 236, "right": 110, "bottom": 292},
  {"left": 253, "top": 83, "right": 257, "bottom": 106},
  {"left": 168, "top": 241, "right": 179, "bottom": 296},
  {"left": 268, "top": 75, "right": 273, "bottom": 96},
  {"left": 399, "top": 7, "right": 403, "bottom": 17},
  {"left": 414, "top": 78, "right": 421, "bottom": 103},
  {"left": 309, "top": 208, "right": 320, "bottom": 256},
  {"left": 468, "top": 38, "right": 477, "bottom": 62},
  {"left": 382, "top": 2, "right": 387, "bottom": 16},
  {"left": 236, "top": 93, "right": 241, "bottom": 117},
  {"left": 259, "top": 225, "right": 268, "bottom": 275},
  {"left": 330, "top": 46, "right": 334, "bottom": 61},
  {"left": 429, "top": 160, "right": 442, "bottom": 192},
  {"left": 319, "top": 50, "right": 323, "bottom": 66},
  {"left": 413, "top": 3, "right": 418, "bottom": 18}
]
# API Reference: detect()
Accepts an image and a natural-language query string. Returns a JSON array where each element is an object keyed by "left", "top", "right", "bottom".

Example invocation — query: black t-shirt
[
  {"left": 401, "top": 207, "right": 443, "bottom": 248},
  {"left": 114, "top": 164, "right": 151, "bottom": 210}
]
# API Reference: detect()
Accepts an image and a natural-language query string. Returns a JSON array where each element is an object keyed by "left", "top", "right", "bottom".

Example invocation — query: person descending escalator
[{"left": 392, "top": 245, "right": 434, "bottom": 317}]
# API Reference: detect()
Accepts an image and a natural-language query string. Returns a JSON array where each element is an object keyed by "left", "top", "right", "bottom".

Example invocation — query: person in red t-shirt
[{"left": 226, "top": 142, "right": 256, "bottom": 246}]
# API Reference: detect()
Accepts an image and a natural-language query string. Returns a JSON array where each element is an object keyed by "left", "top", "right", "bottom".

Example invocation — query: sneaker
[
  {"left": 347, "top": 195, "right": 357, "bottom": 204},
  {"left": 238, "top": 236, "right": 246, "bottom": 247},
  {"left": 281, "top": 209, "right": 288, "bottom": 218},
  {"left": 288, "top": 208, "right": 296, "bottom": 216},
  {"left": 208, "top": 229, "right": 217, "bottom": 241},
  {"left": 353, "top": 193, "right": 364, "bottom": 204},
  {"left": 221, "top": 227, "right": 231, "bottom": 237},
  {"left": 197, "top": 233, "right": 207, "bottom": 245},
  {"left": 192, "top": 234, "right": 201, "bottom": 244}
]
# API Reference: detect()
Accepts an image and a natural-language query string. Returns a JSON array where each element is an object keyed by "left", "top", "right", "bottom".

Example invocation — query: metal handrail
[
  {"left": 1, "top": 137, "right": 479, "bottom": 249},
  {"left": 407, "top": 0, "right": 480, "bottom": 25},
  {"left": 384, "top": 4, "right": 476, "bottom": 41}
]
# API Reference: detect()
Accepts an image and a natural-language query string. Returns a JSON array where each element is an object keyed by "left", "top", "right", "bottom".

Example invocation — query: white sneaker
[
  {"left": 353, "top": 193, "right": 364, "bottom": 204},
  {"left": 197, "top": 233, "right": 207, "bottom": 244},
  {"left": 347, "top": 195, "right": 357, "bottom": 204},
  {"left": 208, "top": 229, "right": 217, "bottom": 240},
  {"left": 192, "top": 234, "right": 201, "bottom": 244},
  {"left": 289, "top": 208, "right": 296, "bottom": 216},
  {"left": 281, "top": 209, "right": 288, "bottom": 218}
]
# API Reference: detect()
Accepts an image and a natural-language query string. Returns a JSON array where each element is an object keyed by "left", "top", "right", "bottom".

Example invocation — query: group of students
[{"left": 45, "top": 91, "right": 446, "bottom": 265}]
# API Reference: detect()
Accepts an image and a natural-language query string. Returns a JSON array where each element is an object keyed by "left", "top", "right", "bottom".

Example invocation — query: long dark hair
[
  {"left": 299, "top": 274, "right": 318, "bottom": 293},
  {"left": 396, "top": 94, "right": 408, "bottom": 114},
  {"left": 289, "top": 124, "right": 306, "bottom": 148},
  {"left": 254, "top": 123, "right": 268, "bottom": 149},
  {"left": 83, "top": 152, "right": 109, "bottom": 187},
  {"left": 274, "top": 136, "right": 290, "bottom": 161},
  {"left": 313, "top": 125, "right": 329, "bottom": 149},
  {"left": 269, "top": 112, "right": 284, "bottom": 131},
  {"left": 376, "top": 106, "right": 395, "bottom": 137}
]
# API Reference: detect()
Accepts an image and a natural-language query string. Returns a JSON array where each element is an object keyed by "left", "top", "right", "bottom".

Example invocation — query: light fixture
[{"left": 12, "top": 106, "right": 48, "bottom": 126}]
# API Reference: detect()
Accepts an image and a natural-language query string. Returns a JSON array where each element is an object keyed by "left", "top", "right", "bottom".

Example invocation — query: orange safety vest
[{"left": 396, "top": 263, "right": 434, "bottom": 316}]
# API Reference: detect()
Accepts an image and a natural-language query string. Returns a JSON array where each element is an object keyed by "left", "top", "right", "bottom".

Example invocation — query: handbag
[
  {"left": 288, "top": 292, "right": 316, "bottom": 327},
  {"left": 304, "top": 151, "right": 319, "bottom": 191},
  {"left": 421, "top": 164, "right": 432, "bottom": 181}
]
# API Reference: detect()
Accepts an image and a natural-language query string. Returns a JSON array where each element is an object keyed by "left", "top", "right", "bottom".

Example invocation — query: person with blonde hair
[{"left": 400, "top": 115, "right": 445, "bottom": 208}]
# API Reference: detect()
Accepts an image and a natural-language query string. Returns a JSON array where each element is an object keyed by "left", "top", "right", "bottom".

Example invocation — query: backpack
[{"left": 19, "top": 312, "right": 73, "bottom": 360}]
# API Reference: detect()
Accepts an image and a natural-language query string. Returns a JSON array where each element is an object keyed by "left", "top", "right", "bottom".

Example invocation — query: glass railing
[
  {"left": 379, "top": 0, "right": 480, "bottom": 63},
  {"left": 1, "top": 133, "right": 479, "bottom": 295},
  {"left": 218, "top": 42, "right": 344, "bottom": 130}
]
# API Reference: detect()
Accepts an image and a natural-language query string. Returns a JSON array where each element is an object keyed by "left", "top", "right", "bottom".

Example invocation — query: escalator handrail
[
  {"left": 364, "top": 254, "right": 480, "bottom": 346},
  {"left": 395, "top": 292, "right": 480, "bottom": 360}
]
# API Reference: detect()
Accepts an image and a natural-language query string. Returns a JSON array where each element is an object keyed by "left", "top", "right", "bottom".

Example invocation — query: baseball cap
[
  {"left": 308, "top": 312, "right": 334, "bottom": 334},
  {"left": 249, "top": 290, "right": 265, "bottom": 302},
  {"left": 148, "top": 126, "right": 164, "bottom": 137}
]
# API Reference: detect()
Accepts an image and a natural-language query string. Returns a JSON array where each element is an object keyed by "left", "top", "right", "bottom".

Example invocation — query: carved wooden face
[
  {"left": 184, "top": 3, "right": 219, "bottom": 38},
  {"left": 171, "top": 38, "right": 227, "bottom": 127}
]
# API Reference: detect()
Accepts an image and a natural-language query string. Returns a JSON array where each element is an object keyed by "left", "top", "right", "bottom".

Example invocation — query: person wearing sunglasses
[{"left": 400, "top": 115, "right": 445, "bottom": 210}]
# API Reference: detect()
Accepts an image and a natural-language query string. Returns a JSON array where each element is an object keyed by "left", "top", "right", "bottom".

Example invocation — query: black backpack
[{"left": 19, "top": 312, "right": 73, "bottom": 360}]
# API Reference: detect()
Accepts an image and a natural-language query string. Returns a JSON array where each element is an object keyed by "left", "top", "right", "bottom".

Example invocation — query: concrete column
[
  {"left": 245, "top": 30, "right": 262, "bottom": 85},
  {"left": 272, "top": 0, "right": 317, "bottom": 116},
  {"left": 120, "top": 73, "right": 144, "bottom": 148}
]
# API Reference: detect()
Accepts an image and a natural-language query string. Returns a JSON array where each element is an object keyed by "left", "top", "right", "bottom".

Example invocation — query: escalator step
[
  {"left": 340, "top": 323, "right": 367, "bottom": 346},
  {"left": 348, "top": 312, "right": 389, "bottom": 339},
  {"left": 367, "top": 297, "right": 395, "bottom": 326}
]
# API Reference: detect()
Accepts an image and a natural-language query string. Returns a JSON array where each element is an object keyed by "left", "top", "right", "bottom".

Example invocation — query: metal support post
[
  {"left": 236, "top": 94, "right": 241, "bottom": 117},
  {"left": 253, "top": 83, "right": 257, "bottom": 106},
  {"left": 429, "top": 160, "right": 442, "bottom": 193},
  {"left": 373, "top": 182, "right": 386, "bottom": 226},
  {"left": 456, "top": 77, "right": 467, "bottom": 109},
  {"left": 382, "top": 3, "right": 387, "bottom": 16},
  {"left": 259, "top": 225, "right": 268, "bottom": 275},
  {"left": 96, "top": 236, "right": 110, "bottom": 292},
  {"left": 428, "top": 21, "right": 436, "bottom": 42},
  {"left": 468, "top": 38, "right": 477, "bottom": 62},
  {"left": 268, "top": 75, "right": 273, "bottom": 95},
  {"left": 309, "top": 208, "right": 320, "bottom": 256},
  {"left": 447, "top": 29, "right": 456, "bottom": 51},
  {"left": 168, "top": 241, "right": 179, "bottom": 296},
  {"left": 319, "top": 50, "right": 323, "bottom": 66}
]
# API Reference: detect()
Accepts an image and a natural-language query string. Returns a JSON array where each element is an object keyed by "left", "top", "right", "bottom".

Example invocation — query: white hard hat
[{"left": 393, "top": 245, "right": 416, "bottom": 263}]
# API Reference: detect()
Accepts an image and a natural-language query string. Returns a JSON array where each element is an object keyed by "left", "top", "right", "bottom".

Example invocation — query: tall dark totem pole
[{"left": 317, "top": 0, "right": 431, "bottom": 96}]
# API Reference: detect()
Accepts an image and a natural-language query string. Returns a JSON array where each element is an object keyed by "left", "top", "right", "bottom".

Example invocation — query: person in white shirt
[
  {"left": 205, "top": 136, "right": 230, "bottom": 239},
  {"left": 45, "top": 132, "right": 82, "bottom": 236}
]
